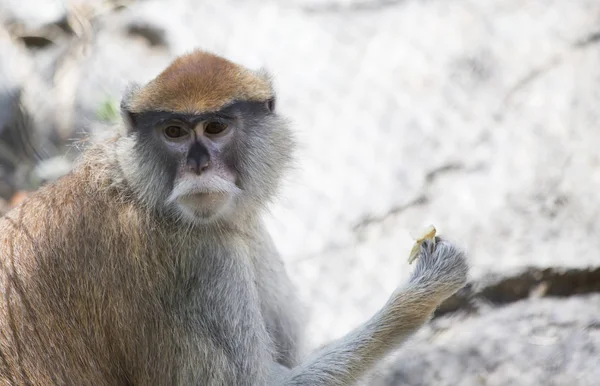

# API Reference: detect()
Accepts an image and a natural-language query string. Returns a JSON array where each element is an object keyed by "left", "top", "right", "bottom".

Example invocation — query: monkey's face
[{"left": 122, "top": 99, "right": 294, "bottom": 225}]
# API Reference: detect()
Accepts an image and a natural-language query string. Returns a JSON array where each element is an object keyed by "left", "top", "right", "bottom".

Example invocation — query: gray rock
[
  {"left": 372, "top": 295, "right": 600, "bottom": 386},
  {"left": 0, "top": 22, "right": 70, "bottom": 198},
  {"left": 0, "top": 0, "right": 66, "bottom": 29},
  {"left": 0, "top": 25, "right": 39, "bottom": 198},
  {"left": 0, "top": 26, "right": 28, "bottom": 133}
]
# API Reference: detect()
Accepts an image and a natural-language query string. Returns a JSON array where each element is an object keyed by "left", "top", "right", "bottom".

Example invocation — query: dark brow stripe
[{"left": 128, "top": 100, "right": 269, "bottom": 127}]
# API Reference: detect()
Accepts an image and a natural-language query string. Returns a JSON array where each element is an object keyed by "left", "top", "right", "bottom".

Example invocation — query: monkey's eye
[
  {"left": 204, "top": 121, "right": 229, "bottom": 135},
  {"left": 164, "top": 125, "right": 189, "bottom": 139}
]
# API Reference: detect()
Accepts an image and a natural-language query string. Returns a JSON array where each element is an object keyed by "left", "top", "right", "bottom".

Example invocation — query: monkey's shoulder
[{"left": 0, "top": 167, "right": 140, "bottom": 269}]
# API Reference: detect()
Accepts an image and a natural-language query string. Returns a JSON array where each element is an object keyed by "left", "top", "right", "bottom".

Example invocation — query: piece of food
[{"left": 407, "top": 224, "right": 437, "bottom": 264}]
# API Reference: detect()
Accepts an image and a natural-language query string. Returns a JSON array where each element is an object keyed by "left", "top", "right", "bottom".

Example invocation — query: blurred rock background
[{"left": 1, "top": 0, "right": 599, "bottom": 384}]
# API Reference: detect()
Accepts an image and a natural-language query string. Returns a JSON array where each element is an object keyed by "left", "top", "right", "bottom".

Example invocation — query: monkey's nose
[
  {"left": 186, "top": 158, "right": 210, "bottom": 174},
  {"left": 187, "top": 142, "right": 211, "bottom": 175}
]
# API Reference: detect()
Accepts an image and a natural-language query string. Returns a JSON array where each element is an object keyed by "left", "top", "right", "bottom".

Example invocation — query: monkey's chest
[{"left": 168, "top": 258, "right": 272, "bottom": 385}]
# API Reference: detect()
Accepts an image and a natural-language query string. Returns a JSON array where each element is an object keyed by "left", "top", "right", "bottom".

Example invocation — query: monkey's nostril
[{"left": 186, "top": 158, "right": 198, "bottom": 174}]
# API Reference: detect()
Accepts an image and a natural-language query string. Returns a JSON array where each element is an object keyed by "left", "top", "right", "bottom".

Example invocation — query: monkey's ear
[
  {"left": 255, "top": 68, "right": 276, "bottom": 113},
  {"left": 266, "top": 97, "right": 276, "bottom": 113},
  {"left": 120, "top": 82, "right": 141, "bottom": 130}
]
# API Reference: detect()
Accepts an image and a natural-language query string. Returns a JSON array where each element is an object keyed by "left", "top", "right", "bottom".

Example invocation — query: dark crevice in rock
[
  {"left": 352, "top": 162, "right": 480, "bottom": 234},
  {"left": 54, "top": 17, "right": 76, "bottom": 35},
  {"left": 497, "top": 29, "right": 600, "bottom": 121},
  {"left": 352, "top": 194, "right": 429, "bottom": 232},
  {"left": 434, "top": 267, "right": 600, "bottom": 318},
  {"left": 126, "top": 24, "right": 167, "bottom": 47},
  {"left": 7, "top": 23, "right": 68, "bottom": 50},
  {"left": 424, "top": 162, "right": 465, "bottom": 183},
  {"left": 19, "top": 36, "right": 55, "bottom": 49},
  {"left": 574, "top": 30, "right": 600, "bottom": 48}
]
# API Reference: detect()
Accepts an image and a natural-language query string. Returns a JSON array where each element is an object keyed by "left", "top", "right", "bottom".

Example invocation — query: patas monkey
[{"left": 0, "top": 50, "right": 468, "bottom": 385}]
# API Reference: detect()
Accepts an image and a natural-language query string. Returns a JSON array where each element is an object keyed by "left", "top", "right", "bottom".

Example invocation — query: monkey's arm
[
  {"left": 277, "top": 238, "right": 468, "bottom": 386},
  {"left": 279, "top": 286, "right": 438, "bottom": 385}
]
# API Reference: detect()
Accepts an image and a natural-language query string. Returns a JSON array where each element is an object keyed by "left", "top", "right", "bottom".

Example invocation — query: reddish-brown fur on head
[{"left": 127, "top": 50, "right": 274, "bottom": 114}]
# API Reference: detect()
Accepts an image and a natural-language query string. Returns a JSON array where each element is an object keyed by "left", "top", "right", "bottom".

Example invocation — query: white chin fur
[{"left": 167, "top": 174, "right": 240, "bottom": 222}]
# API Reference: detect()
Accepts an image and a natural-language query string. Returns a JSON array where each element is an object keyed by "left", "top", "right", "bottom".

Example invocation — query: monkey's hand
[{"left": 407, "top": 236, "right": 468, "bottom": 302}]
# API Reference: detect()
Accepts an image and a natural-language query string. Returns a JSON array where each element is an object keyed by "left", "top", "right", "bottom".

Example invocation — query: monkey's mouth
[{"left": 178, "top": 192, "right": 230, "bottom": 210}]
